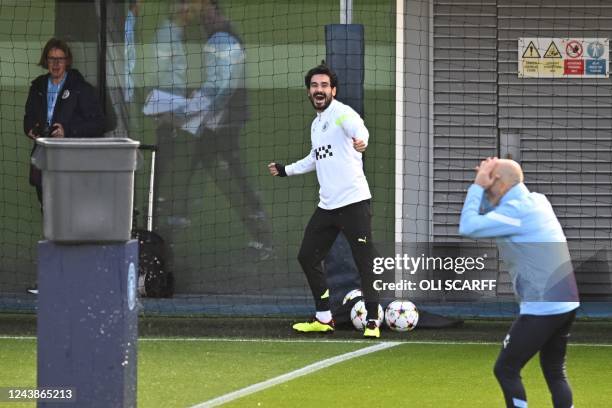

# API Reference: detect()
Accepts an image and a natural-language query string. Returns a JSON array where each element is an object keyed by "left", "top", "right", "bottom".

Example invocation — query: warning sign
[
  {"left": 564, "top": 59, "right": 584, "bottom": 75},
  {"left": 542, "top": 59, "right": 563, "bottom": 76},
  {"left": 522, "top": 41, "right": 541, "bottom": 58},
  {"left": 566, "top": 41, "right": 583, "bottom": 58},
  {"left": 518, "top": 38, "right": 609, "bottom": 78},
  {"left": 543, "top": 42, "right": 561, "bottom": 58}
]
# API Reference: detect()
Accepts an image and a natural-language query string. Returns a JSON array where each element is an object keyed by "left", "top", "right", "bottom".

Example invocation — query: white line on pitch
[
  {"left": 189, "top": 341, "right": 401, "bottom": 408},
  {"left": 140, "top": 336, "right": 395, "bottom": 344},
  {"left": 139, "top": 338, "right": 612, "bottom": 347},
  {"left": 1, "top": 336, "right": 612, "bottom": 347}
]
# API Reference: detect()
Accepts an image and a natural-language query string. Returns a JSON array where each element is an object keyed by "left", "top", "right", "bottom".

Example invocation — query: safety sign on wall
[{"left": 518, "top": 38, "right": 609, "bottom": 78}]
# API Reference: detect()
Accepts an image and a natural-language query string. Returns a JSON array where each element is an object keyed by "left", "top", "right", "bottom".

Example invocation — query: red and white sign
[
  {"left": 565, "top": 40, "right": 583, "bottom": 58},
  {"left": 564, "top": 59, "right": 584, "bottom": 75}
]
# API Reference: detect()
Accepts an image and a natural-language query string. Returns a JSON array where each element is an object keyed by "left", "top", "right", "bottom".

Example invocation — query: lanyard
[{"left": 47, "top": 74, "right": 67, "bottom": 125}]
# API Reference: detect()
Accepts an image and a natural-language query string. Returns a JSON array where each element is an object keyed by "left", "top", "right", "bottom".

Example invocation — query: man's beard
[{"left": 309, "top": 92, "right": 333, "bottom": 111}]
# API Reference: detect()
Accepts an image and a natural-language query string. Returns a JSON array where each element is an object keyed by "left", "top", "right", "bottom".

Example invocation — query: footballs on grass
[
  {"left": 385, "top": 300, "right": 419, "bottom": 332},
  {"left": 350, "top": 300, "right": 384, "bottom": 330}
]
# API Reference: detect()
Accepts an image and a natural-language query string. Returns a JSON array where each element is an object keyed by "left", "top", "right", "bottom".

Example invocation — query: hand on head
[
  {"left": 474, "top": 157, "right": 499, "bottom": 189},
  {"left": 474, "top": 157, "right": 524, "bottom": 205}
]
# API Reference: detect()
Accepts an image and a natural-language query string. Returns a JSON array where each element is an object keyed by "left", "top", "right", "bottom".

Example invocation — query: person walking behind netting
[
  {"left": 147, "top": 0, "right": 190, "bottom": 231},
  {"left": 146, "top": 0, "right": 274, "bottom": 260},
  {"left": 268, "top": 63, "right": 382, "bottom": 338}
]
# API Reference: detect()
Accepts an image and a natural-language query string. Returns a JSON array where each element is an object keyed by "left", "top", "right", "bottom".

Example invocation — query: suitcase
[{"left": 132, "top": 144, "right": 174, "bottom": 298}]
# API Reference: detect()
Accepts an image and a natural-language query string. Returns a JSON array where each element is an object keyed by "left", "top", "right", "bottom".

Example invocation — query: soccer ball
[
  {"left": 342, "top": 288, "right": 363, "bottom": 305},
  {"left": 350, "top": 300, "right": 384, "bottom": 330},
  {"left": 385, "top": 300, "right": 419, "bottom": 332}
]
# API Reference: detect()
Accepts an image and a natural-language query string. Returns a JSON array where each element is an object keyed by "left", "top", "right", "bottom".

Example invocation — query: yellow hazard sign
[
  {"left": 522, "top": 41, "right": 541, "bottom": 58},
  {"left": 543, "top": 41, "right": 561, "bottom": 58}
]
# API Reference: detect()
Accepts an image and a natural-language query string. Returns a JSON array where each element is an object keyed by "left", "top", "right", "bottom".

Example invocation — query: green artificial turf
[
  {"left": 0, "top": 337, "right": 366, "bottom": 408},
  {"left": 222, "top": 343, "right": 612, "bottom": 408},
  {"left": 138, "top": 339, "right": 367, "bottom": 407},
  {"left": 1, "top": 337, "right": 611, "bottom": 408}
]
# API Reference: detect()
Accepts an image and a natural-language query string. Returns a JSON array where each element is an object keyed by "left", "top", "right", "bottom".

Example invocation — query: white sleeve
[
  {"left": 285, "top": 149, "right": 316, "bottom": 176},
  {"left": 338, "top": 110, "right": 369, "bottom": 146}
]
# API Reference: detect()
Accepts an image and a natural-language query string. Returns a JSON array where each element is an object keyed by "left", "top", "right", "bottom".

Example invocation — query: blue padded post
[
  {"left": 325, "top": 24, "right": 365, "bottom": 116},
  {"left": 37, "top": 240, "right": 138, "bottom": 408}
]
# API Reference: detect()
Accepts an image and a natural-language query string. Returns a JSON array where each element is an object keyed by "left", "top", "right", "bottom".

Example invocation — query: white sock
[{"left": 316, "top": 310, "right": 332, "bottom": 323}]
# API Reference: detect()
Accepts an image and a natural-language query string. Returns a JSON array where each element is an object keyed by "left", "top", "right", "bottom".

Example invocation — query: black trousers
[
  {"left": 298, "top": 200, "right": 379, "bottom": 318},
  {"left": 494, "top": 309, "right": 576, "bottom": 408}
]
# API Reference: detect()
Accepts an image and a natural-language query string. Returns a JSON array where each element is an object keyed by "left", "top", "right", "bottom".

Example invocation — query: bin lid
[
  {"left": 35, "top": 138, "right": 140, "bottom": 149},
  {"left": 32, "top": 138, "right": 140, "bottom": 171}
]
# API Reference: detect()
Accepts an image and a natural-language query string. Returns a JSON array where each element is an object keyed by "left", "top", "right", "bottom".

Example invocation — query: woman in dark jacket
[{"left": 24, "top": 37, "right": 105, "bottom": 204}]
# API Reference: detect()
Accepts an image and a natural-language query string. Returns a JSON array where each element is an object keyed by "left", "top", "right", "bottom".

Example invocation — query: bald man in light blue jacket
[{"left": 460, "top": 158, "right": 579, "bottom": 408}]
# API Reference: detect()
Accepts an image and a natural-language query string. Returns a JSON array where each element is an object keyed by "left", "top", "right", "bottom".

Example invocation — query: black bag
[
  {"left": 132, "top": 144, "right": 174, "bottom": 298},
  {"left": 132, "top": 228, "right": 173, "bottom": 298}
]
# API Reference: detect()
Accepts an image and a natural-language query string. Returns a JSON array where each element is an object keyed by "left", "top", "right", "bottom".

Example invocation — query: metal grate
[{"left": 432, "top": 0, "right": 612, "bottom": 298}]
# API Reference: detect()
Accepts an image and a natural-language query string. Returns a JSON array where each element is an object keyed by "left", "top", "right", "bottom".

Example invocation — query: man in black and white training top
[{"left": 268, "top": 62, "right": 381, "bottom": 338}]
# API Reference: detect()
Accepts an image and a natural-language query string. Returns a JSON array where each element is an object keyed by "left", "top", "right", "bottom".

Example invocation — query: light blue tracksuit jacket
[{"left": 459, "top": 183, "right": 580, "bottom": 316}]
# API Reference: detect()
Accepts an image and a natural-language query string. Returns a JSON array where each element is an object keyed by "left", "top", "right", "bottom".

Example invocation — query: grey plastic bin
[{"left": 32, "top": 138, "right": 140, "bottom": 242}]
